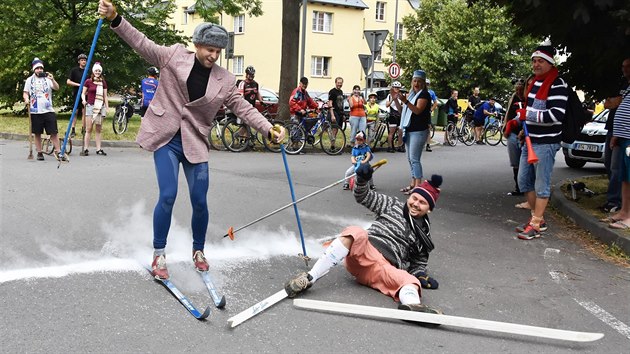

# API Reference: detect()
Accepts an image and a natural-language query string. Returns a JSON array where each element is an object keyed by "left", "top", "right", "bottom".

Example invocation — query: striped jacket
[
  {"left": 525, "top": 77, "right": 569, "bottom": 144},
  {"left": 353, "top": 180, "right": 431, "bottom": 276}
]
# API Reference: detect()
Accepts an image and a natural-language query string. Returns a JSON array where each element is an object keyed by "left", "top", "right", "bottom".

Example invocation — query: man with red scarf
[{"left": 514, "top": 41, "right": 569, "bottom": 240}]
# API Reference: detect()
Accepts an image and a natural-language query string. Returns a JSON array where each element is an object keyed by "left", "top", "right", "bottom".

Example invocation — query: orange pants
[{"left": 341, "top": 226, "right": 421, "bottom": 302}]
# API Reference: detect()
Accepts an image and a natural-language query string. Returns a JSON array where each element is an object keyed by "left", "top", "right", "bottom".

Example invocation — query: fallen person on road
[{"left": 285, "top": 163, "right": 443, "bottom": 319}]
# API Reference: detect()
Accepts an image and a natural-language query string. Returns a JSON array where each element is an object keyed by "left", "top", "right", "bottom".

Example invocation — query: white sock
[
  {"left": 398, "top": 284, "right": 421, "bottom": 305},
  {"left": 154, "top": 248, "right": 165, "bottom": 257},
  {"left": 308, "top": 238, "right": 349, "bottom": 282}
]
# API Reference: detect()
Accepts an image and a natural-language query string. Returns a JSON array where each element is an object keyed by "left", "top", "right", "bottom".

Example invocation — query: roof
[{"left": 309, "top": 0, "right": 369, "bottom": 10}]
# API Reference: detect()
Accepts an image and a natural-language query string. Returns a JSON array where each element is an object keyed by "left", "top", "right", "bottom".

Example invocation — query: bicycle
[
  {"left": 483, "top": 112, "right": 505, "bottom": 146},
  {"left": 367, "top": 109, "right": 389, "bottom": 151},
  {"left": 445, "top": 114, "right": 475, "bottom": 146},
  {"left": 42, "top": 134, "right": 72, "bottom": 155},
  {"left": 221, "top": 104, "right": 281, "bottom": 153},
  {"left": 284, "top": 107, "right": 346, "bottom": 155},
  {"left": 208, "top": 114, "right": 228, "bottom": 151},
  {"left": 112, "top": 93, "right": 136, "bottom": 135}
]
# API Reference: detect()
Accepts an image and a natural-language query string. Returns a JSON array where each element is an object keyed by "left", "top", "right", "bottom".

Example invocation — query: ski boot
[
  {"left": 284, "top": 272, "right": 313, "bottom": 298},
  {"left": 151, "top": 254, "right": 169, "bottom": 280},
  {"left": 193, "top": 250, "right": 209, "bottom": 272}
]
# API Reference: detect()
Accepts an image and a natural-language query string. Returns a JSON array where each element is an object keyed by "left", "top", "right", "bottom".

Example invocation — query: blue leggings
[{"left": 153, "top": 133, "right": 209, "bottom": 250}]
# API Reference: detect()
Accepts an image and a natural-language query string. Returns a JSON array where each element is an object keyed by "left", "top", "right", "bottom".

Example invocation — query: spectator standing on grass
[
  {"left": 80, "top": 62, "right": 109, "bottom": 156},
  {"left": 23, "top": 58, "right": 64, "bottom": 161},
  {"left": 66, "top": 54, "right": 87, "bottom": 138},
  {"left": 601, "top": 57, "right": 630, "bottom": 214},
  {"left": 604, "top": 58, "right": 630, "bottom": 230}
]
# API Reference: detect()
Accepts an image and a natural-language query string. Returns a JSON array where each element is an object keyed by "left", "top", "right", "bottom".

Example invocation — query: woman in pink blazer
[{"left": 99, "top": 1, "right": 285, "bottom": 280}]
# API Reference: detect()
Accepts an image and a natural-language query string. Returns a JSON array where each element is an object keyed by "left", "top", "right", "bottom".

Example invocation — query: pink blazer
[{"left": 112, "top": 18, "right": 272, "bottom": 163}]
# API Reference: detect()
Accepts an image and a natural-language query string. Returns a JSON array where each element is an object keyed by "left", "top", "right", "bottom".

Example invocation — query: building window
[
  {"left": 312, "top": 11, "right": 332, "bottom": 33},
  {"left": 234, "top": 15, "right": 245, "bottom": 33},
  {"left": 311, "top": 56, "right": 330, "bottom": 77},
  {"left": 395, "top": 22, "right": 403, "bottom": 40},
  {"left": 233, "top": 56, "right": 244, "bottom": 75},
  {"left": 182, "top": 7, "right": 189, "bottom": 25},
  {"left": 375, "top": 2, "right": 386, "bottom": 21}
]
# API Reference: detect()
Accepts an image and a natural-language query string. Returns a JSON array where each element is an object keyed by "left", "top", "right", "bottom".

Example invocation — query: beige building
[{"left": 168, "top": 0, "right": 419, "bottom": 95}]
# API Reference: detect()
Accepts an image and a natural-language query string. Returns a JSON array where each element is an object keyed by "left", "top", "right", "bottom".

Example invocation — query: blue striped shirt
[
  {"left": 612, "top": 93, "right": 630, "bottom": 139},
  {"left": 525, "top": 77, "right": 569, "bottom": 144}
]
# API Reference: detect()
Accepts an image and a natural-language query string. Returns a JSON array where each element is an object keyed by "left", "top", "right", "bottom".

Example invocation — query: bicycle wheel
[
  {"left": 60, "top": 138, "right": 72, "bottom": 155},
  {"left": 462, "top": 124, "right": 475, "bottom": 146},
  {"left": 484, "top": 124, "right": 502, "bottom": 146},
  {"left": 208, "top": 118, "right": 227, "bottom": 151},
  {"left": 320, "top": 123, "right": 345, "bottom": 155},
  {"left": 112, "top": 109, "right": 128, "bottom": 135},
  {"left": 222, "top": 120, "right": 251, "bottom": 152},
  {"left": 262, "top": 122, "right": 284, "bottom": 153},
  {"left": 43, "top": 137, "right": 54, "bottom": 155},
  {"left": 283, "top": 122, "right": 306, "bottom": 155},
  {"left": 445, "top": 123, "right": 457, "bottom": 146}
]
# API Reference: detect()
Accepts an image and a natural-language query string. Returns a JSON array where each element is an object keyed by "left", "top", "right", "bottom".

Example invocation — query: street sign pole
[
  {"left": 363, "top": 30, "right": 389, "bottom": 94},
  {"left": 393, "top": 0, "right": 400, "bottom": 64}
]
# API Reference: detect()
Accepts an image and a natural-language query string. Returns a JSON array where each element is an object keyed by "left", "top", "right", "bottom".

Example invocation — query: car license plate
[{"left": 576, "top": 144, "right": 598, "bottom": 152}]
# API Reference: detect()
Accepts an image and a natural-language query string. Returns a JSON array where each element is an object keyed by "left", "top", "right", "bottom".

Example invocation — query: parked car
[{"left": 561, "top": 109, "right": 608, "bottom": 169}]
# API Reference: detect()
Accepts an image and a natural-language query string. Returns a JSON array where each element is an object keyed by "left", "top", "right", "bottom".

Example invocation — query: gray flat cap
[{"left": 192, "top": 23, "right": 229, "bottom": 48}]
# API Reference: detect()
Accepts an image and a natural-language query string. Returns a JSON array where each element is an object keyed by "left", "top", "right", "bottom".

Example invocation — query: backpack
[{"left": 561, "top": 87, "right": 588, "bottom": 144}]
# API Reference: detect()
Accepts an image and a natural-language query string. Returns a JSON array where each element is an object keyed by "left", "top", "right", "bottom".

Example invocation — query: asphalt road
[{"left": 1, "top": 138, "right": 628, "bottom": 353}]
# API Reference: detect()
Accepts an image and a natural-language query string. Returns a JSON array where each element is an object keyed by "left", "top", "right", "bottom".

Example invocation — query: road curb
[
  {"left": 1, "top": 132, "right": 139, "bottom": 148},
  {"left": 551, "top": 184, "right": 630, "bottom": 255}
]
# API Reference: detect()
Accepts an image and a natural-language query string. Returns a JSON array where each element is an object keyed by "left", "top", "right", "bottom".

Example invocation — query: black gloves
[
  {"left": 418, "top": 271, "right": 439, "bottom": 289},
  {"left": 355, "top": 163, "right": 373, "bottom": 183}
]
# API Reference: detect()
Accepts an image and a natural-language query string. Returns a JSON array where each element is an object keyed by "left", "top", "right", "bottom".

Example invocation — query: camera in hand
[{"left": 36, "top": 71, "right": 49, "bottom": 78}]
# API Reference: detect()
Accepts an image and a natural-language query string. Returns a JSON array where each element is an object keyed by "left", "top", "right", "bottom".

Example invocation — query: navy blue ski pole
[{"left": 59, "top": 18, "right": 104, "bottom": 165}]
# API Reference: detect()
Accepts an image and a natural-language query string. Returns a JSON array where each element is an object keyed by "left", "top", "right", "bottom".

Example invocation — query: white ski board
[
  {"left": 228, "top": 289, "right": 288, "bottom": 328},
  {"left": 293, "top": 299, "right": 604, "bottom": 343}
]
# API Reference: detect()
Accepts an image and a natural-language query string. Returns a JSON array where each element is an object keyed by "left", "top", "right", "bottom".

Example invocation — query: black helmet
[
  {"left": 245, "top": 65, "right": 255, "bottom": 76},
  {"left": 147, "top": 66, "right": 159, "bottom": 76},
  {"left": 77, "top": 53, "right": 87, "bottom": 60}
]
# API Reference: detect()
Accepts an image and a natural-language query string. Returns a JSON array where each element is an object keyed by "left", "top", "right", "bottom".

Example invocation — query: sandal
[
  {"left": 599, "top": 216, "right": 621, "bottom": 223},
  {"left": 515, "top": 201, "right": 530, "bottom": 209},
  {"left": 609, "top": 221, "right": 630, "bottom": 230},
  {"left": 96, "top": 149, "right": 107, "bottom": 156},
  {"left": 400, "top": 185, "right": 414, "bottom": 193}
]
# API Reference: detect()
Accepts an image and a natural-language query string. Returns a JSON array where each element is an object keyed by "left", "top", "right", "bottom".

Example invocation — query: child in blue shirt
[{"left": 344, "top": 131, "right": 375, "bottom": 190}]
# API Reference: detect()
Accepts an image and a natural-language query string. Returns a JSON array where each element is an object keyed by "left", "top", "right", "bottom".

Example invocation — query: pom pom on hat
[
  {"left": 92, "top": 62, "right": 103, "bottom": 73},
  {"left": 192, "top": 23, "right": 229, "bottom": 48},
  {"left": 531, "top": 39, "right": 556, "bottom": 65},
  {"left": 411, "top": 174, "right": 443, "bottom": 211},
  {"left": 32, "top": 58, "right": 44, "bottom": 70}
]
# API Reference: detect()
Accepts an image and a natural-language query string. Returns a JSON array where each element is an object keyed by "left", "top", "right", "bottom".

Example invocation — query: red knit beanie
[{"left": 411, "top": 175, "right": 443, "bottom": 211}]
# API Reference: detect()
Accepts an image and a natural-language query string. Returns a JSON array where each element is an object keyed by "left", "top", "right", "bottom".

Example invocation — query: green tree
[
  {"left": 392, "top": 0, "right": 539, "bottom": 102},
  {"left": 0, "top": 0, "right": 184, "bottom": 111},
  {"left": 475, "top": 0, "right": 630, "bottom": 97}
]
